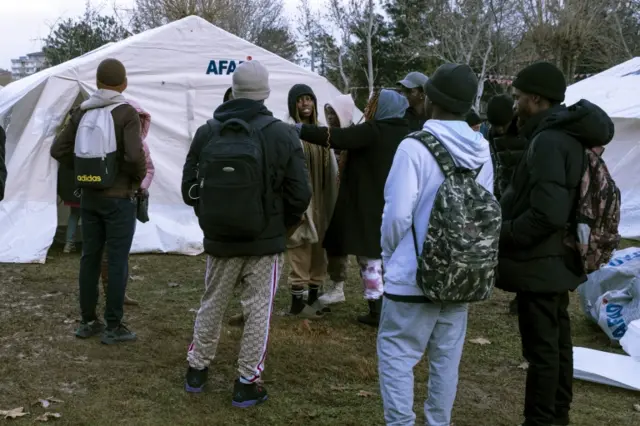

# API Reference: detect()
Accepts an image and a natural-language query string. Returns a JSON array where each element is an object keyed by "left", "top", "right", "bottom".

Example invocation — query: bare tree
[
  {"left": 128, "top": 0, "right": 294, "bottom": 58},
  {"left": 325, "top": 0, "right": 354, "bottom": 92},
  {"left": 295, "top": 0, "right": 322, "bottom": 71},
  {"left": 348, "top": 0, "right": 379, "bottom": 96},
  {"left": 397, "top": 0, "right": 520, "bottom": 110}
]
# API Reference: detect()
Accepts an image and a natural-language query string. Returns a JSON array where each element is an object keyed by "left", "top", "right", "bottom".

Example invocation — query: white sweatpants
[{"left": 377, "top": 297, "right": 468, "bottom": 426}]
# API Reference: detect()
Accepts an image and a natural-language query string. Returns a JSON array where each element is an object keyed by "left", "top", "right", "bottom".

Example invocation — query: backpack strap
[{"left": 408, "top": 131, "right": 457, "bottom": 178}]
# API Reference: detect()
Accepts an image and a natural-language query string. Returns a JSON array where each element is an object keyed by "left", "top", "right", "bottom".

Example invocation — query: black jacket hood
[
  {"left": 530, "top": 99, "right": 615, "bottom": 148},
  {"left": 213, "top": 98, "right": 273, "bottom": 123},
  {"left": 288, "top": 84, "right": 317, "bottom": 122}
]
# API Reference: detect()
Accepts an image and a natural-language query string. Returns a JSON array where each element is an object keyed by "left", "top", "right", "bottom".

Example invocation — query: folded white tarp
[{"left": 573, "top": 347, "right": 640, "bottom": 391}]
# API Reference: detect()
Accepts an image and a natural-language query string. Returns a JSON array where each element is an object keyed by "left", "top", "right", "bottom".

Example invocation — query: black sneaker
[
  {"left": 101, "top": 324, "right": 137, "bottom": 345},
  {"left": 232, "top": 379, "right": 268, "bottom": 408},
  {"left": 75, "top": 320, "right": 105, "bottom": 339},
  {"left": 185, "top": 366, "right": 208, "bottom": 393}
]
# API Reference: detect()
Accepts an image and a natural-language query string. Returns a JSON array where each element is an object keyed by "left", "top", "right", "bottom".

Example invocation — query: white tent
[
  {"left": 0, "top": 16, "right": 360, "bottom": 263},
  {"left": 565, "top": 57, "right": 640, "bottom": 240}
]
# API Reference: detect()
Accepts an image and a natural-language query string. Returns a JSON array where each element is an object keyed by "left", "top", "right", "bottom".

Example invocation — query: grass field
[{"left": 1, "top": 242, "right": 639, "bottom": 426}]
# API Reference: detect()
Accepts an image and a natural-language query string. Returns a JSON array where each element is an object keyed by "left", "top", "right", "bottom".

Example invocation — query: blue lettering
[
  {"left": 612, "top": 323, "right": 627, "bottom": 339},
  {"left": 206, "top": 60, "right": 218, "bottom": 75},
  {"left": 219, "top": 60, "right": 228, "bottom": 74},
  {"left": 606, "top": 303, "right": 623, "bottom": 314},
  {"left": 227, "top": 60, "right": 236, "bottom": 74},
  {"left": 607, "top": 317, "right": 624, "bottom": 328}
]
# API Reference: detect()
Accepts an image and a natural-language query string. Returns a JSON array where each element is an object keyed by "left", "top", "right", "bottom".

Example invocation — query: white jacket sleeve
[
  {"left": 381, "top": 145, "right": 419, "bottom": 261},
  {"left": 477, "top": 156, "right": 494, "bottom": 195}
]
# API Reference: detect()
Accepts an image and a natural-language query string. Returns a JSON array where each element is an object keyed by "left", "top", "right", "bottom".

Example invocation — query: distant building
[{"left": 11, "top": 52, "right": 46, "bottom": 80}]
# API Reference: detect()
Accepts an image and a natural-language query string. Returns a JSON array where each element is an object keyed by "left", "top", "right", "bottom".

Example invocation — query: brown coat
[{"left": 51, "top": 103, "right": 146, "bottom": 199}]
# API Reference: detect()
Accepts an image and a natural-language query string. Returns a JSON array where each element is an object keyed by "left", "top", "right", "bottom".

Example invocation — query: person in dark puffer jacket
[
  {"left": 499, "top": 62, "right": 615, "bottom": 426},
  {"left": 486, "top": 94, "right": 528, "bottom": 200}
]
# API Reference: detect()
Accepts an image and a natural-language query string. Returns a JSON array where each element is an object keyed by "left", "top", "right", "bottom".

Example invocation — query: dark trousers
[
  {"left": 79, "top": 195, "right": 136, "bottom": 328},
  {"left": 518, "top": 291, "right": 573, "bottom": 426}
]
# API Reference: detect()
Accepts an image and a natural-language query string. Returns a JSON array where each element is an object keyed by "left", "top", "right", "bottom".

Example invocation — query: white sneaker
[
  {"left": 318, "top": 281, "right": 345, "bottom": 305},
  {"left": 63, "top": 242, "right": 75, "bottom": 253}
]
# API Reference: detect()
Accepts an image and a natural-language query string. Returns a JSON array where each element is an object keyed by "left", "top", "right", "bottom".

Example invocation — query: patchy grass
[{"left": 1, "top": 242, "right": 639, "bottom": 426}]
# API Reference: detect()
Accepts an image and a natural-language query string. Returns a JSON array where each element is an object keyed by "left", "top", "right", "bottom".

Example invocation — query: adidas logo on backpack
[
  {"left": 409, "top": 131, "right": 502, "bottom": 303},
  {"left": 73, "top": 103, "right": 123, "bottom": 189}
]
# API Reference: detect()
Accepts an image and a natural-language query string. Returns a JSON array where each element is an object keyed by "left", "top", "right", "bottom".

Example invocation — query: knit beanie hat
[
  {"left": 232, "top": 60, "right": 270, "bottom": 101},
  {"left": 512, "top": 62, "right": 566, "bottom": 103},
  {"left": 424, "top": 63, "right": 478, "bottom": 114},
  {"left": 465, "top": 109, "right": 482, "bottom": 127},
  {"left": 486, "top": 94, "right": 514, "bottom": 126}
]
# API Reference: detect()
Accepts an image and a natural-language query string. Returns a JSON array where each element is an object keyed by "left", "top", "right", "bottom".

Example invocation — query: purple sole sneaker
[
  {"left": 185, "top": 383, "right": 204, "bottom": 393},
  {"left": 232, "top": 395, "right": 268, "bottom": 408}
]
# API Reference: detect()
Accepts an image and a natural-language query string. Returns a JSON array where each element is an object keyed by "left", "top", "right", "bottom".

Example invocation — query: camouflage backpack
[
  {"left": 563, "top": 147, "right": 621, "bottom": 273},
  {"left": 409, "top": 131, "right": 502, "bottom": 303}
]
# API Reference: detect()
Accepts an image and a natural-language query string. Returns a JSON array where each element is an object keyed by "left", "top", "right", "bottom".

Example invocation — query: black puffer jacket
[
  {"left": 498, "top": 100, "right": 615, "bottom": 293},
  {"left": 181, "top": 99, "right": 311, "bottom": 257},
  {"left": 0, "top": 126, "right": 6, "bottom": 202},
  {"left": 489, "top": 118, "right": 528, "bottom": 199}
]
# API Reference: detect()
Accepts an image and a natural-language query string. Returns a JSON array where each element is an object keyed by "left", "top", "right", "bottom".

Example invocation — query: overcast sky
[{"left": 0, "top": 0, "right": 300, "bottom": 70}]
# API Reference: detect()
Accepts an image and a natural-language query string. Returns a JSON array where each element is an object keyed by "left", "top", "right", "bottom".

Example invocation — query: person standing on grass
[
  {"left": 100, "top": 99, "right": 155, "bottom": 307},
  {"left": 499, "top": 62, "right": 615, "bottom": 426},
  {"left": 181, "top": 60, "right": 310, "bottom": 407},
  {"left": 0, "top": 125, "right": 5, "bottom": 202},
  {"left": 50, "top": 58, "right": 146, "bottom": 345},
  {"left": 397, "top": 71, "right": 429, "bottom": 132},
  {"left": 378, "top": 64, "right": 494, "bottom": 426},
  {"left": 485, "top": 94, "right": 528, "bottom": 315},
  {"left": 318, "top": 94, "right": 355, "bottom": 306},
  {"left": 293, "top": 89, "right": 409, "bottom": 326},
  {"left": 286, "top": 84, "right": 338, "bottom": 319}
]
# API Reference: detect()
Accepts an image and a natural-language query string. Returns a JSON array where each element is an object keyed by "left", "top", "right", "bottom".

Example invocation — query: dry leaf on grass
[
  {"left": 301, "top": 319, "right": 312, "bottom": 332},
  {"left": 517, "top": 362, "right": 529, "bottom": 370},
  {"left": 63, "top": 319, "right": 76, "bottom": 324},
  {"left": 168, "top": 282, "right": 180, "bottom": 288},
  {"left": 1, "top": 407, "right": 28, "bottom": 419},
  {"left": 357, "top": 390, "right": 375, "bottom": 397},
  {"left": 188, "top": 308, "right": 198, "bottom": 313},
  {"left": 36, "top": 412, "right": 61, "bottom": 422},
  {"left": 634, "top": 403, "right": 640, "bottom": 412},
  {"left": 33, "top": 397, "right": 64, "bottom": 408},
  {"left": 330, "top": 385, "right": 349, "bottom": 391},
  {"left": 130, "top": 275, "right": 144, "bottom": 281},
  {"left": 470, "top": 337, "right": 492, "bottom": 345}
]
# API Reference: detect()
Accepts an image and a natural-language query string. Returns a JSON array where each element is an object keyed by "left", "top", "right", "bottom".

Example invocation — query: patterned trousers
[
  {"left": 187, "top": 254, "right": 283, "bottom": 382},
  {"left": 357, "top": 256, "right": 383, "bottom": 300}
]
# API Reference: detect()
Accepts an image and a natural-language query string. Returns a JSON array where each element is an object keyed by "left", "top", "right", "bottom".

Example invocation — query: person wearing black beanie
[
  {"left": 512, "top": 61, "right": 566, "bottom": 128},
  {"left": 500, "top": 61, "right": 616, "bottom": 426},
  {"left": 286, "top": 84, "right": 338, "bottom": 319}
]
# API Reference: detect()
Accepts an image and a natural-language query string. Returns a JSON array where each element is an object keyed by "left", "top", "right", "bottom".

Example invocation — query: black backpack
[{"left": 196, "top": 115, "right": 277, "bottom": 240}]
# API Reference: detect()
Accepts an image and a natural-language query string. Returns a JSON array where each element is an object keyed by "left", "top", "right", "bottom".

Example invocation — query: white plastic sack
[
  {"left": 620, "top": 319, "right": 640, "bottom": 360},
  {"left": 578, "top": 247, "right": 640, "bottom": 341}
]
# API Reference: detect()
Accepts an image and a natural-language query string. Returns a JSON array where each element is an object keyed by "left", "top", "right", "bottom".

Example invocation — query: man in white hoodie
[{"left": 378, "top": 64, "right": 494, "bottom": 425}]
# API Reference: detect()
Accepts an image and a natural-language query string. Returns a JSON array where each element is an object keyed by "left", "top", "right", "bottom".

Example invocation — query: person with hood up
[
  {"left": 100, "top": 99, "right": 155, "bottom": 307},
  {"left": 0, "top": 125, "right": 5, "bottom": 202},
  {"left": 294, "top": 89, "right": 410, "bottom": 326},
  {"left": 223, "top": 87, "right": 233, "bottom": 103},
  {"left": 181, "top": 60, "right": 311, "bottom": 406},
  {"left": 286, "top": 84, "right": 339, "bottom": 319},
  {"left": 397, "top": 71, "right": 429, "bottom": 132},
  {"left": 318, "top": 94, "right": 356, "bottom": 305},
  {"left": 378, "top": 64, "right": 494, "bottom": 426},
  {"left": 499, "top": 62, "right": 615, "bottom": 426},
  {"left": 51, "top": 58, "right": 146, "bottom": 345}
]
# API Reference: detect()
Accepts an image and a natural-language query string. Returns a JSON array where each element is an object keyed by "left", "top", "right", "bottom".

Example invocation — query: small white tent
[
  {"left": 0, "top": 16, "right": 360, "bottom": 263},
  {"left": 565, "top": 57, "right": 640, "bottom": 240}
]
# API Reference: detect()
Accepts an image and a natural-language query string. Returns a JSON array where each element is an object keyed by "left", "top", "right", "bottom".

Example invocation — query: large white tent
[
  {"left": 565, "top": 57, "right": 640, "bottom": 240},
  {"left": 0, "top": 16, "right": 359, "bottom": 263}
]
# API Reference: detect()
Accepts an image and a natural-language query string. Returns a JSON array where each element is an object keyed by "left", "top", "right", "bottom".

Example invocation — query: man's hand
[{"left": 137, "top": 188, "right": 149, "bottom": 198}]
